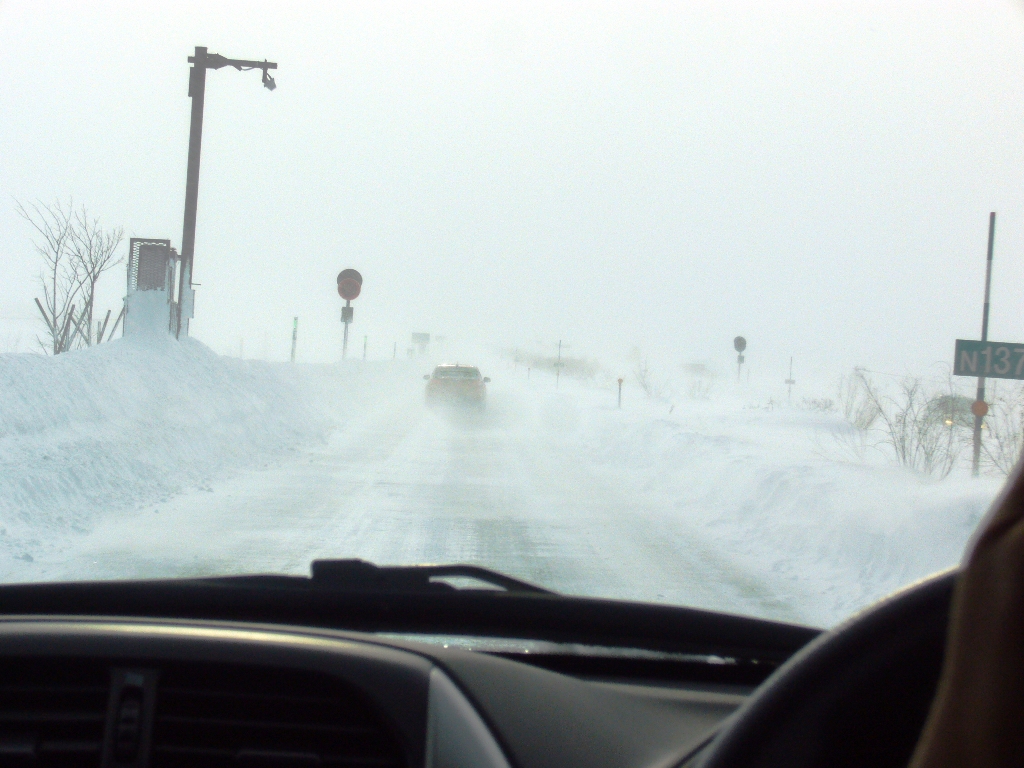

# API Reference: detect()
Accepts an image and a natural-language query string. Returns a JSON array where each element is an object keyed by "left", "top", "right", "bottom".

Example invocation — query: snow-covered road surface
[
  {"left": 2, "top": 340, "right": 1002, "bottom": 627},
  {"left": 48, "top": 375, "right": 804, "bottom": 622}
]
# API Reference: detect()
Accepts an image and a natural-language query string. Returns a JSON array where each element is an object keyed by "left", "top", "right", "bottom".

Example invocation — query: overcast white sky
[{"left": 3, "top": 1, "right": 1024, "bottom": 390}]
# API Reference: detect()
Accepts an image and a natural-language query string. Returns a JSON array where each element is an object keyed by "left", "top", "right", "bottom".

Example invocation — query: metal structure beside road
[
  {"left": 952, "top": 212, "right": 1001, "bottom": 477},
  {"left": 175, "top": 47, "right": 277, "bottom": 339}
]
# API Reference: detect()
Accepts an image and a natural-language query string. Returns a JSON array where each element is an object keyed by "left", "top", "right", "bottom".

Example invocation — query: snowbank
[
  {"left": 0, "top": 335, "right": 331, "bottom": 575},
  {"left": 564, "top": 389, "right": 1001, "bottom": 626}
]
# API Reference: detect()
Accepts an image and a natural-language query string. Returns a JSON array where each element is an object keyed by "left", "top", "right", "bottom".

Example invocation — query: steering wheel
[{"left": 699, "top": 569, "right": 955, "bottom": 768}]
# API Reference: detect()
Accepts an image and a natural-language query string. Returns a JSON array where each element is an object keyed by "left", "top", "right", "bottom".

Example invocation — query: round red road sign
[
  {"left": 338, "top": 278, "right": 361, "bottom": 300},
  {"left": 337, "top": 269, "right": 363, "bottom": 286},
  {"left": 971, "top": 400, "right": 989, "bottom": 418}
]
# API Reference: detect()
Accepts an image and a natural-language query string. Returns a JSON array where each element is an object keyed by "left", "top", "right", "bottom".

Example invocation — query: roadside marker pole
[
  {"left": 363, "top": 335, "right": 367, "bottom": 361},
  {"left": 342, "top": 301, "right": 350, "bottom": 359},
  {"left": 972, "top": 212, "right": 997, "bottom": 477},
  {"left": 555, "top": 340, "right": 570, "bottom": 388},
  {"left": 617, "top": 377, "right": 623, "bottom": 409},
  {"left": 785, "top": 357, "right": 796, "bottom": 403},
  {"left": 290, "top": 317, "right": 298, "bottom": 363}
]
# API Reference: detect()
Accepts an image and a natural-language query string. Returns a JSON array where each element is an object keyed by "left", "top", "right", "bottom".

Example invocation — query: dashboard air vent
[
  {"left": 0, "top": 659, "right": 109, "bottom": 767},
  {"left": 150, "top": 662, "right": 404, "bottom": 768}
]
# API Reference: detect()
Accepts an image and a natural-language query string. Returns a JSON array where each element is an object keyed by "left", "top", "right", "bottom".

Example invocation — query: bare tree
[
  {"left": 17, "top": 199, "right": 124, "bottom": 353},
  {"left": 69, "top": 207, "right": 123, "bottom": 345},
  {"left": 16, "top": 199, "right": 80, "bottom": 354}
]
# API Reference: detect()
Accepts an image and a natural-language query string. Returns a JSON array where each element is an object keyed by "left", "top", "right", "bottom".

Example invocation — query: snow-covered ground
[{"left": 0, "top": 338, "right": 1002, "bottom": 628}]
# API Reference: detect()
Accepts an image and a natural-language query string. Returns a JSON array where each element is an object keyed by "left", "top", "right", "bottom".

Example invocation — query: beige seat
[{"left": 910, "top": 464, "right": 1024, "bottom": 768}]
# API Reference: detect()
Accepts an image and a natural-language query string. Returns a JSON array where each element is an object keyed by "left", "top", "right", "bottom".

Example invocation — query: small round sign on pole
[
  {"left": 337, "top": 269, "right": 363, "bottom": 286},
  {"left": 971, "top": 400, "right": 989, "bottom": 418},
  {"left": 337, "top": 278, "right": 361, "bottom": 300},
  {"left": 734, "top": 336, "right": 747, "bottom": 353}
]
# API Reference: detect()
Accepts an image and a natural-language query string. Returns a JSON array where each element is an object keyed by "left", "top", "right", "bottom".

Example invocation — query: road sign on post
[
  {"left": 337, "top": 279, "right": 361, "bottom": 301},
  {"left": 734, "top": 337, "right": 747, "bottom": 380},
  {"left": 953, "top": 340, "right": 1024, "bottom": 380},
  {"left": 957, "top": 212, "right": 997, "bottom": 477},
  {"left": 336, "top": 269, "right": 362, "bottom": 360}
]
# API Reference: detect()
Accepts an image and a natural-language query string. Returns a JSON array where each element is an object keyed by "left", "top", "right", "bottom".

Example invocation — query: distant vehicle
[{"left": 424, "top": 364, "right": 490, "bottom": 408}]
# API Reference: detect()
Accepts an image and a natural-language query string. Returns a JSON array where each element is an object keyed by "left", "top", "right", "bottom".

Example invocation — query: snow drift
[{"left": 0, "top": 335, "right": 331, "bottom": 575}]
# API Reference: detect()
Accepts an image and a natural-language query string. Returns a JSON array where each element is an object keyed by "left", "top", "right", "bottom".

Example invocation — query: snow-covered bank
[
  {"left": 558, "top": 385, "right": 1001, "bottom": 626},
  {"left": 0, "top": 336, "right": 335, "bottom": 575}
]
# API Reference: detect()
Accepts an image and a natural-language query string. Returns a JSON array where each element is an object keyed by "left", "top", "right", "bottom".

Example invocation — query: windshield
[{"left": 2, "top": 3, "right": 1021, "bottom": 629}]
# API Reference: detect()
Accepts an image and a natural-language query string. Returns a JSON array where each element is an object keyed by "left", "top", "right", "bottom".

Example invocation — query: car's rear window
[{"left": 433, "top": 367, "right": 481, "bottom": 380}]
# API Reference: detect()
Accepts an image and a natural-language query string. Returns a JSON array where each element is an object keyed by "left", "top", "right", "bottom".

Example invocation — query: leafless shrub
[
  {"left": 855, "top": 371, "right": 964, "bottom": 478},
  {"left": 838, "top": 371, "right": 880, "bottom": 430},
  {"left": 634, "top": 358, "right": 665, "bottom": 399},
  {"left": 978, "top": 381, "right": 1024, "bottom": 476},
  {"left": 681, "top": 363, "right": 714, "bottom": 400},
  {"left": 802, "top": 397, "right": 835, "bottom": 413}
]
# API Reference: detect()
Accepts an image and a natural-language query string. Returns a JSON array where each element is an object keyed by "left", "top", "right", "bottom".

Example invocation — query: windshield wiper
[{"left": 309, "top": 559, "right": 555, "bottom": 595}]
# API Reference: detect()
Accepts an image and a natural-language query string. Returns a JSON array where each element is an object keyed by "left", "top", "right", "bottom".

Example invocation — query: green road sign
[{"left": 954, "top": 339, "right": 1024, "bottom": 380}]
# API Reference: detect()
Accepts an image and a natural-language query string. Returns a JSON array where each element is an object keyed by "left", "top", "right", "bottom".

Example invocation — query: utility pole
[
  {"left": 175, "top": 47, "right": 277, "bottom": 339},
  {"left": 555, "top": 340, "right": 569, "bottom": 388},
  {"left": 972, "top": 212, "right": 997, "bottom": 477},
  {"left": 290, "top": 317, "right": 298, "bottom": 363},
  {"left": 785, "top": 357, "right": 796, "bottom": 403}
]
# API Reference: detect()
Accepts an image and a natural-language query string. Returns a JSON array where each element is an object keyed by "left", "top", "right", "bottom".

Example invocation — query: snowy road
[
  {"left": 7, "top": 344, "right": 997, "bottom": 628},
  {"left": 49, "top": 370, "right": 806, "bottom": 622}
]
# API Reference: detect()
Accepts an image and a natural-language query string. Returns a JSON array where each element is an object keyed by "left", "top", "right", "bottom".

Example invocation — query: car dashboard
[{"left": 0, "top": 575, "right": 821, "bottom": 768}]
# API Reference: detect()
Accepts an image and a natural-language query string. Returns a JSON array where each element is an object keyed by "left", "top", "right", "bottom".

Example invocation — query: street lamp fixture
[{"left": 175, "top": 46, "right": 278, "bottom": 338}]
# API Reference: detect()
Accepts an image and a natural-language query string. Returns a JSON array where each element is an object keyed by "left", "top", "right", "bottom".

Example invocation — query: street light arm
[{"left": 188, "top": 53, "right": 278, "bottom": 71}]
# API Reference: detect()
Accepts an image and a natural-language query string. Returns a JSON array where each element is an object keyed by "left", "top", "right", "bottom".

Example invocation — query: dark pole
[
  {"left": 176, "top": 46, "right": 208, "bottom": 339},
  {"left": 617, "top": 377, "right": 623, "bottom": 409},
  {"left": 972, "top": 212, "right": 997, "bottom": 476},
  {"left": 342, "top": 300, "right": 351, "bottom": 359},
  {"left": 290, "top": 316, "right": 298, "bottom": 363},
  {"left": 556, "top": 340, "right": 563, "bottom": 389}
]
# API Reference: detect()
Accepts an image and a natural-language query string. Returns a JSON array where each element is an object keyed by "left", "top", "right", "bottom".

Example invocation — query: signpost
[
  {"left": 555, "top": 340, "right": 569, "bottom": 389},
  {"left": 337, "top": 269, "right": 363, "bottom": 359},
  {"left": 951, "top": 213, "right": 998, "bottom": 476},
  {"left": 734, "top": 336, "right": 747, "bottom": 380}
]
